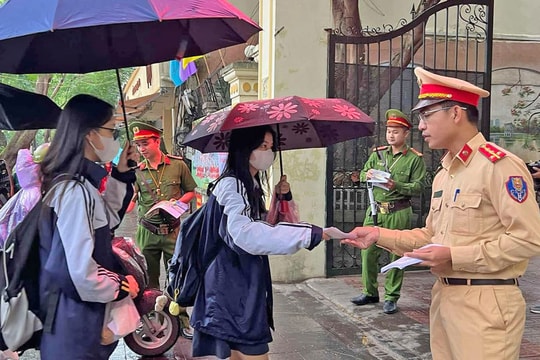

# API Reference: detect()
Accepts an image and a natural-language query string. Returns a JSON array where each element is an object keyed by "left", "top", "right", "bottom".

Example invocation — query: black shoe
[
  {"left": 383, "top": 300, "right": 398, "bottom": 314},
  {"left": 350, "top": 294, "right": 380, "bottom": 306},
  {"left": 181, "top": 326, "right": 194, "bottom": 340}
]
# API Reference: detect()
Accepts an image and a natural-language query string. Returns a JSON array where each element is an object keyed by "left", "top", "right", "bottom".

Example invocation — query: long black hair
[
  {"left": 224, "top": 125, "right": 277, "bottom": 218},
  {"left": 41, "top": 94, "right": 113, "bottom": 192}
]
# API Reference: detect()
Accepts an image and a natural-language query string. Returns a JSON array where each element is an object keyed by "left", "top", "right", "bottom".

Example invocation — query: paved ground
[{"left": 18, "top": 211, "right": 540, "bottom": 359}]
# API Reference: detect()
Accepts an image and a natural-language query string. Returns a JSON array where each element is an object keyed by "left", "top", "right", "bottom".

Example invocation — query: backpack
[
  {"left": 166, "top": 177, "right": 226, "bottom": 307},
  {"left": 0, "top": 200, "right": 43, "bottom": 351},
  {"left": 0, "top": 178, "right": 84, "bottom": 352}
]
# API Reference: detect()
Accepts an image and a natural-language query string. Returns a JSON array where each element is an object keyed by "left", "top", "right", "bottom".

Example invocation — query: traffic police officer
[
  {"left": 342, "top": 67, "right": 540, "bottom": 359},
  {"left": 350, "top": 110, "right": 426, "bottom": 314},
  {"left": 128, "top": 121, "right": 197, "bottom": 337}
]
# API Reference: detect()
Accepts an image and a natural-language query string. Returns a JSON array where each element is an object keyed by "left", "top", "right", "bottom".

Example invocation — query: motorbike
[{"left": 112, "top": 237, "right": 181, "bottom": 356}]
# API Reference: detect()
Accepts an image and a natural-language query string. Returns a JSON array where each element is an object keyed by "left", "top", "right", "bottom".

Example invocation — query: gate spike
[{"left": 410, "top": 4, "right": 416, "bottom": 18}]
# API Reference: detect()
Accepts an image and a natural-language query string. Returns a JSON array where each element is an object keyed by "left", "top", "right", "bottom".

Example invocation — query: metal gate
[{"left": 325, "top": 0, "right": 494, "bottom": 276}]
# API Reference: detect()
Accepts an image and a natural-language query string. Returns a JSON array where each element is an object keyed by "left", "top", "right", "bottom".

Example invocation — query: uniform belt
[
  {"left": 440, "top": 278, "right": 519, "bottom": 286},
  {"left": 377, "top": 199, "right": 411, "bottom": 214},
  {"left": 140, "top": 218, "right": 179, "bottom": 235}
]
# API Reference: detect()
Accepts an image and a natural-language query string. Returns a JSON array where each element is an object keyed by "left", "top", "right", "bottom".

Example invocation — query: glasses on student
[
  {"left": 416, "top": 106, "right": 467, "bottom": 123},
  {"left": 98, "top": 126, "right": 121, "bottom": 140}
]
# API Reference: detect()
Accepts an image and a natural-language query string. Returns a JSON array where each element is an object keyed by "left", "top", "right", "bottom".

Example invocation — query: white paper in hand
[
  {"left": 323, "top": 227, "right": 355, "bottom": 239},
  {"left": 380, "top": 243, "right": 443, "bottom": 273},
  {"left": 367, "top": 169, "right": 392, "bottom": 191}
]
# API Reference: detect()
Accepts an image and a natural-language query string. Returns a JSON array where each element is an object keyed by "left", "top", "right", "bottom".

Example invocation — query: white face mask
[
  {"left": 90, "top": 133, "right": 120, "bottom": 163},
  {"left": 249, "top": 149, "right": 275, "bottom": 171}
]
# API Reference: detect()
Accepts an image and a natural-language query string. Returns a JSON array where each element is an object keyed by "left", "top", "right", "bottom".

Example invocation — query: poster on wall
[{"left": 191, "top": 151, "right": 228, "bottom": 207}]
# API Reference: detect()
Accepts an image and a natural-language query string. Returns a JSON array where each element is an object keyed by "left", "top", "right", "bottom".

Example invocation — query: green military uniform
[
  {"left": 360, "top": 110, "right": 427, "bottom": 304},
  {"left": 134, "top": 153, "right": 197, "bottom": 286},
  {"left": 130, "top": 122, "right": 197, "bottom": 330}
]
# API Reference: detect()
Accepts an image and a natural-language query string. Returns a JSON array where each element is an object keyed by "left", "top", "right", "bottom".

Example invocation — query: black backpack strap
[{"left": 43, "top": 289, "right": 59, "bottom": 333}]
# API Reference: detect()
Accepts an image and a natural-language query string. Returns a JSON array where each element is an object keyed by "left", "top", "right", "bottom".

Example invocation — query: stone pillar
[
  {"left": 161, "top": 107, "right": 173, "bottom": 153},
  {"left": 220, "top": 61, "right": 259, "bottom": 106}
]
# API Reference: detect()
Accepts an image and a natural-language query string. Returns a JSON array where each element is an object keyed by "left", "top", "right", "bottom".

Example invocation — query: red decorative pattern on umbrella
[{"left": 182, "top": 96, "right": 374, "bottom": 153}]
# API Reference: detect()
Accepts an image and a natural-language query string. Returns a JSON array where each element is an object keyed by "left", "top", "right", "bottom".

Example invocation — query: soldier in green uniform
[
  {"left": 128, "top": 121, "right": 197, "bottom": 337},
  {"left": 350, "top": 110, "right": 427, "bottom": 314}
]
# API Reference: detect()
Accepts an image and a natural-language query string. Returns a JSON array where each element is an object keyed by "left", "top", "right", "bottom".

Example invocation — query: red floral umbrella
[{"left": 183, "top": 96, "right": 374, "bottom": 153}]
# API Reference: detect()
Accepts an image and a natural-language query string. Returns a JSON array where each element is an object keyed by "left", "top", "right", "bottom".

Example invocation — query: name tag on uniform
[{"left": 433, "top": 190, "right": 443, "bottom": 198}]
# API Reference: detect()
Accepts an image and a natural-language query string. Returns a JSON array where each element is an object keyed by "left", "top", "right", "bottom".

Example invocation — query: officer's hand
[
  {"left": 276, "top": 175, "right": 290, "bottom": 195},
  {"left": 125, "top": 275, "right": 140, "bottom": 299},
  {"left": 404, "top": 246, "right": 452, "bottom": 275},
  {"left": 117, "top": 141, "right": 138, "bottom": 173},
  {"left": 340, "top": 227, "right": 379, "bottom": 248},
  {"left": 365, "top": 169, "right": 374, "bottom": 180},
  {"left": 532, "top": 167, "right": 540, "bottom": 179},
  {"left": 350, "top": 171, "right": 360, "bottom": 183},
  {"left": 382, "top": 178, "right": 396, "bottom": 190}
]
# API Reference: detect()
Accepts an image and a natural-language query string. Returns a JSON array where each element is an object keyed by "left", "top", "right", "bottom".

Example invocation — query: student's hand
[
  {"left": 276, "top": 174, "right": 290, "bottom": 194},
  {"left": 117, "top": 141, "right": 139, "bottom": 173},
  {"left": 125, "top": 275, "right": 140, "bottom": 299},
  {"left": 340, "top": 226, "right": 379, "bottom": 248},
  {"left": 532, "top": 167, "right": 540, "bottom": 179},
  {"left": 350, "top": 171, "right": 360, "bottom": 183}
]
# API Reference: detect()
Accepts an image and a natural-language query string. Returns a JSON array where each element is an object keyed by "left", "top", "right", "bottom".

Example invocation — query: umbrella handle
[
  {"left": 116, "top": 69, "right": 137, "bottom": 169},
  {"left": 276, "top": 124, "right": 283, "bottom": 177}
]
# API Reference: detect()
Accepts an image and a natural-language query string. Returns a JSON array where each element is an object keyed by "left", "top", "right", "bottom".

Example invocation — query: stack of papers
[
  {"left": 145, "top": 200, "right": 189, "bottom": 219},
  {"left": 322, "top": 227, "right": 355, "bottom": 239},
  {"left": 367, "top": 169, "right": 391, "bottom": 191},
  {"left": 380, "top": 244, "right": 443, "bottom": 273}
]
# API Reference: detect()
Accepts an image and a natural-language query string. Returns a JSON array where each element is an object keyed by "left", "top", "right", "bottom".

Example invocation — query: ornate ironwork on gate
[{"left": 325, "top": 0, "right": 494, "bottom": 276}]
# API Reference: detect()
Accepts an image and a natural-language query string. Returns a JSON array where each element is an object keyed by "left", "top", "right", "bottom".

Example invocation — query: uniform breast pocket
[
  {"left": 162, "top": 178, "right": 181, "bottom": 198},
  {"left": 429, "top": 196, "right": 443, "bottom": 224},
  {"left": 392, "top": 170, "right": 409, "bottom": 182},
  {"left": 449, "top": 193, "right": 483, "bottom": 235}
]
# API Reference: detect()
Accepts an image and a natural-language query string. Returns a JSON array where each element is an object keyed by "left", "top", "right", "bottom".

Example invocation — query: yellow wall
[{"left": 260, "top": 0, "right": 332, "bottom": 282}]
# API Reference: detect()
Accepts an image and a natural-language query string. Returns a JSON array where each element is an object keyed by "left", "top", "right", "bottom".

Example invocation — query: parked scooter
[{"left": 112, "top": 237, "right": 181, "bottom": 356}]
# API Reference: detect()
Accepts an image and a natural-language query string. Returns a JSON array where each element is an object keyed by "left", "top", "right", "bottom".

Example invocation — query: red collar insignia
[{"left": 457, "top": 144, "right": 472, "bottom": 163}]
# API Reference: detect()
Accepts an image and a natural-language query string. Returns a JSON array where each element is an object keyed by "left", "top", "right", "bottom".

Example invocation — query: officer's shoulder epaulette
[
  {"left": 373, "top": 145, "right": 389, "bottom": 152},
  {"left": 478, "top": 143, "right": 507, "bottom": 163},
  {"left": 410, "top": 147, "right": 423, "bottom": 157},
  {"left": 166, "top": 154, "right": 184, "bottom": 160}
]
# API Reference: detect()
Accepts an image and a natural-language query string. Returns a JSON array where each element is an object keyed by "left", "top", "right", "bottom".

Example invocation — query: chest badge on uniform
[{"left": 506, "top": 176, "right": 528, "bottom": 203}]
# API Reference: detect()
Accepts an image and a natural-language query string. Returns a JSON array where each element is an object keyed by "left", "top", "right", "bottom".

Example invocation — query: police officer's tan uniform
[{"left": 375, "top": 68, "right": 540, "bottom": 359}]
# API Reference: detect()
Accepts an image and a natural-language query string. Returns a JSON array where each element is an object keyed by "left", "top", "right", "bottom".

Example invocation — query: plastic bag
[
  {"left": 101, "top": 296, "right": 140, "bottom": 345},
  {"left": 0, "top": 150, "right": 42, "bottom": 246},
  {"left": 266, "top": 191, "right": 299, "bottom": 225}
]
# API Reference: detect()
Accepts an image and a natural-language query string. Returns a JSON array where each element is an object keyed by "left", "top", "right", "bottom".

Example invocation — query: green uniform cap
[
  {"left": 129, "top": 121, "right": 162, "bottom": 140},
  {"left": 385, "top": 109, "right": 412, "bottom": 129}
]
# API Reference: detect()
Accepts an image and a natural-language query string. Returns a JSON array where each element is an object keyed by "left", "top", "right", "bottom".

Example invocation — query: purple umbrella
[
  {"left": 0, "top": 0, "right": 260, "bottom": 74},
  {"left": 0, "top": 0, "right": 261, "bottom": 146},
  {"left": 182, "top": 96, "right": 375, "bottom": 174}
]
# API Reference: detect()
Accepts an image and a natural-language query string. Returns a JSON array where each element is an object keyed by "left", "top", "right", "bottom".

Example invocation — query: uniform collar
[
  {"left": 81, "top": 159, "right": 108, "bottom": 189},
  {"left": 387, "top": 144, "right": 409, "bottom": 156},
  {"left": 138, "top": 152, "right": 169, "bottom": 169},
  {"left": 442, "top": 132, "right": 486, "bottom": 168}
]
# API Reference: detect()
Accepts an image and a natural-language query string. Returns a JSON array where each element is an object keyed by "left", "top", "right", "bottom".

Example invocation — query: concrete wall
[{"left": 260, "top": 0, "right": 332, "bottom": 282}]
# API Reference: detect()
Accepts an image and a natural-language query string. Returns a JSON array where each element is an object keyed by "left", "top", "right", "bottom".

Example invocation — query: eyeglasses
[
  {"left": 416, "top": 106, "right": 467, "bottom": 123},
  {"left": 98, "top": 126, "right": 121, "bottom": 140}
]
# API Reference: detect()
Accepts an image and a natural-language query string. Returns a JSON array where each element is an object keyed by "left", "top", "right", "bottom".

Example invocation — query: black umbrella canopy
[{"left": 0, "top": 83, "right": 61, "bottom": 130}]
